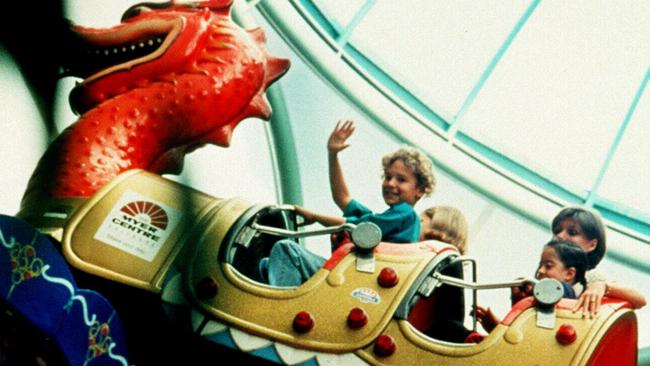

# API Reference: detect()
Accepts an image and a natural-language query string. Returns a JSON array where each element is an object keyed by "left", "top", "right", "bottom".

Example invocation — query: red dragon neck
[{"left": 29, "top": 88, "right": 192, "bottom": 198}]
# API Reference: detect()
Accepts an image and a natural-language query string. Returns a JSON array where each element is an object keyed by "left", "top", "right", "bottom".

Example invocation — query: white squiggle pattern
[
  {"left": 0, "top": 229, "right": 16, "bottom": 249},
  {"left": 20, "top": 254, "right": 131, "bottom": 365},
  {"left": 69, "top": 294, "right": 98, "bottom": 326},
  {"left": 107, "top": 343, "right": 130, "bottom": 366},
  {"left": 40, "top": 265, "right": 75, "bottom": 296}
]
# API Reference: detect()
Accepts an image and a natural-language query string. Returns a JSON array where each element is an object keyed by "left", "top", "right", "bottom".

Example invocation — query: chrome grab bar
[
  {"left": 432, "top": 273, "right": 539, "bottom": 291},
  {"left": 251, "top": 222, "right": 357, "bottom": 239}
]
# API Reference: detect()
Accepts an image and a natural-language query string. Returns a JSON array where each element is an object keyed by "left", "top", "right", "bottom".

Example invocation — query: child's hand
[
  {"left": 510, "top": 279, "right": 534, "bottom": 305},
  {"left": 328, "top": 120, "right": 355, "bottom": 154},
  {"left": 474, "top": 306, "right": 500, "bottom": 333}
]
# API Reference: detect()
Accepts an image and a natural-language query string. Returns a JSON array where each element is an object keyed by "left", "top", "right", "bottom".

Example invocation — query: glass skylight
[{"left": 288, "top": 0, "right": 650, "bottom": 238}]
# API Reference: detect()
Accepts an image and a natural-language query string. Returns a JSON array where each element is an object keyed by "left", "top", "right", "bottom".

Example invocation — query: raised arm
[{"left": 327, "top": 120, "right": 355, "bottom": 210}]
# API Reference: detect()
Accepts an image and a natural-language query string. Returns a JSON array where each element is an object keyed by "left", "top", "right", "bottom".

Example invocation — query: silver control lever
[{"left": 351, "top": 222, "right": 382, "bottom": 273}]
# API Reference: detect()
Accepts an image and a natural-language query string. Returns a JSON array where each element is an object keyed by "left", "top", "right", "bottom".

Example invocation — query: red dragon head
[
  {"left": 64, "top": 0, "right": 289, "bottom": 145},
  {"left": 22, "top": 0, "right": 290, "bottom": 200}
]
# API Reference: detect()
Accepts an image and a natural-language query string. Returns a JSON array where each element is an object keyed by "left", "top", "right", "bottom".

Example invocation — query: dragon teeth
[{"left": 229, "top": 327, "right": 273, "bottom": 351}]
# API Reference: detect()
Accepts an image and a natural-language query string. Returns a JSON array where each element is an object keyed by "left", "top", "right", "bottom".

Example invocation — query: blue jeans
[{"left": 266, "top": 239, "right": 326, "bottom": 287}]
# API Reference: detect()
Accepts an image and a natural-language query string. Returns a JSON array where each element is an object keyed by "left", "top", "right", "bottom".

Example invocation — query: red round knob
[
  {"left": 556, "top": 323, "right": 577, "bottom": 345},
  {"left": 377, "top": 267, "right": 399, "bottom": 288},
  {"left": 373, "top": 334, "right": 396, "bottom": 357},
  {"left": 293, "top": 311, "right": 315, "bottom": 333},
  {"left": 347, "top": 307, "right": 368, "bottom": 329},
  {"left": 196, "top": 276, "right": 218, "bottom": 300}
]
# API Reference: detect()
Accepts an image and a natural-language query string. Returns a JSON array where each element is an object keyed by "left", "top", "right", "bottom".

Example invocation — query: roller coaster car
[{"left": 2, "top": 171, "right": 639, "bottom": 365}]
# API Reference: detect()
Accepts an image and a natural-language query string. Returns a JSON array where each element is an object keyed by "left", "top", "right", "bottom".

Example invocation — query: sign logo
[
  {"left": 120, "top": 200, "right": 169, "bottom": 232},
  {"left": 351, "top": 287, "right": 381, "bottom": 304},
  {"left": 94, "top": 190, "right": 181, "bottom": 262}
]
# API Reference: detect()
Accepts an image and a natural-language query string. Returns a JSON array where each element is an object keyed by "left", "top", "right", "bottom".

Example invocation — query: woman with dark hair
[
  {"left": 551, "top": 206, "right": 606, "bottom": 271},
  {"left": 550, "top": 206, "right": 645, "bottom": 315}
]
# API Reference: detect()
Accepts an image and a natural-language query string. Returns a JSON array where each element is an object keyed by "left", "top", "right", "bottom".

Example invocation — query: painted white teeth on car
[
  {"left": 190, "top": 310, "right": 367, "bottom": 365},
  {"left": 229, "top": 327, "right": 273, "bottom": 351}
]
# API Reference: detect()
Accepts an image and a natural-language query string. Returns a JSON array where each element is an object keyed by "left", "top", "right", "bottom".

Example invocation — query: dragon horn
[
  {"left": 245, "top": 95, "right": 272, "bottom": 121},
  {"left": 265, "top": 57, "right": 291, "bottom": 87}
]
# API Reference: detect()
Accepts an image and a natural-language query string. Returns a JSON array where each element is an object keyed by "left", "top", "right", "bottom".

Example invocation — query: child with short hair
[{"left": 263, "top": 120, "right": 436, "bottom": 286}]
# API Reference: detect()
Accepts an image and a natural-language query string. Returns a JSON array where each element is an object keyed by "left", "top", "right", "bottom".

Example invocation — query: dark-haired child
[{"left": 476, "top": 239, "right": 588, "bottom": 333}]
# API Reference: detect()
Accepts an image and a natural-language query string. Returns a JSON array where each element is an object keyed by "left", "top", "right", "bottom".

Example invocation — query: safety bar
[
  {"left": 449, "top": 257, "right": 479, "bottom": 331},
  {"left": 434, "top": 271, "right": 540, "bottom": 332},
  {"left": 433, "top": 273, "right": 538, "bottom": 291},
  {"left": 251, "top": 222, "right": 357, "bottom": 239}
]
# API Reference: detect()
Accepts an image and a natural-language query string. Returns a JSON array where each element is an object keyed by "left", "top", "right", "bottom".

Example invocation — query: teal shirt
[{"left": 343, "top": 199, "right": 420, "bottom": 243}]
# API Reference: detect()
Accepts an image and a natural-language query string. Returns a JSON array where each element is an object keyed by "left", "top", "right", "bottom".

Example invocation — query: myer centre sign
[{"left": 94, "top": 190, "right": 182, "bottom": 262}]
